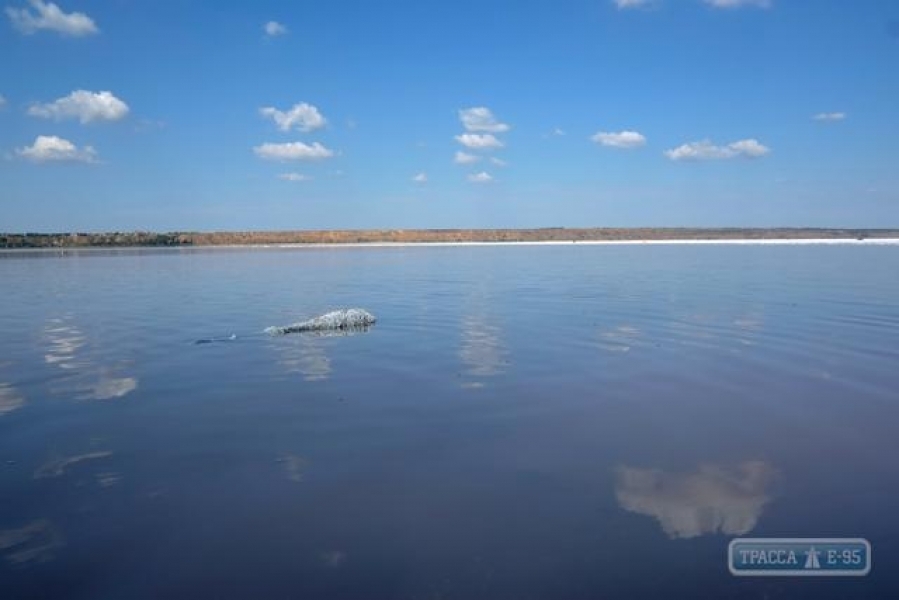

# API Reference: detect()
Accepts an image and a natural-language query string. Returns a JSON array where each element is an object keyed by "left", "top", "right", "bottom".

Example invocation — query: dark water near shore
[{"left": 1, "top": 245, "right": 898, "bottom": 599}]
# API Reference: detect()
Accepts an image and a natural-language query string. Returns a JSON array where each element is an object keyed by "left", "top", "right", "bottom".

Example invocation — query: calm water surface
[{"left": 1, "top": 245, "right": 897, "bottom": 599}]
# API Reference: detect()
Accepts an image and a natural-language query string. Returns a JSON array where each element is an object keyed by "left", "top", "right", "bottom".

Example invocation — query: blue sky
[{"left": 1, "top": 0, "right": 897, "bottom": 231}]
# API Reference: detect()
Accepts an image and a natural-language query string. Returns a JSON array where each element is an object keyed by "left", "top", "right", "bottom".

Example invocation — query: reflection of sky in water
[
  {"left": 733, "top": 314, "right": 764, "bottom": 331},
  {"left": 84, "top": 372, "right": 138, "bottom": 401},
  {"left": 43, "top": 318, "right": 87, "bottom": 369},
  {"left": 34, "top": 451, "right": 113, "bottom": 479},
  {"left": 0, "top": 519, "right": 64, "bottom": 565},
  {"left": 670, "top": 310, "right": 766, "bottom": 349},
  {"left": 275, "top": 337, "right": 332, "bottom": 381},
  {"left": 278, "top": 454, "right": 308, "bottom": 482},
  {"left": 616, "top": 461, "right": 776, "bottom": 539},
  {"left": 459, "top": 315, "right": 507, "bottom": 384},
  {"left": 1, "top": 246, "right": 896, "bottom": 598},
  {"left": 96, "top": 471, "right": 122, "bottom": 488},
  {"left": 320, "top": 550, "right": 346, "bottom": 568},
  {"left": 597, "top": 324, "right": 641, "bottom": 353},
  {"left": 0, "top": 383, "right": 25, "bottom": 416},
  {"left": 42, "top": 316, "right": 138, "bottom": 401},
  {"left": 669, "top": 313, "right": 719, "bottom": 346},
  {"left": 271, "top": 325, "right": 376, "bottom": 381},
  {"left": 732, "top": 311, "right": 765, "bottom": 346}
]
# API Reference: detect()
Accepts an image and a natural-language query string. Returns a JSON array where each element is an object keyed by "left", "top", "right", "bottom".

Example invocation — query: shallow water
[{"left": 1, "top": 245, "right": 897, "bottom": 599}]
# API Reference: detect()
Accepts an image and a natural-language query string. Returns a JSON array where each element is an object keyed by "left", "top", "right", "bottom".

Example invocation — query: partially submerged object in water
[
  {"left": 194, "top": 333, "right": 238, "bottom": 345},
  {"left": 265, "top": 309, "right": 377, "bottom": 336}
]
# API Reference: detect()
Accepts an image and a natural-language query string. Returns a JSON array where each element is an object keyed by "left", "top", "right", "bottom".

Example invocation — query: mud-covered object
[{"left": 265, "top": 309, "right": 377, "bottom": 336}]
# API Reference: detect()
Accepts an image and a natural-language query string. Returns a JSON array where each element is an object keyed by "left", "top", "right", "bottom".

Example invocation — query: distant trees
[{"left": 0, "top": 232, "right": 192, "bottom": 248}]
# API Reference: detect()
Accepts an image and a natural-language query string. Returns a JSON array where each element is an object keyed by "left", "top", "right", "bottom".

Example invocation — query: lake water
[{"left": 1, "top": 244, "right": 898, "bottom": 599}]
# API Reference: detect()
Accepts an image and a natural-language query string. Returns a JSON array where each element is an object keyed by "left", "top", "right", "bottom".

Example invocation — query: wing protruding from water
[{"left": 194, "top": 334, "right": 238, "bottom": 345}]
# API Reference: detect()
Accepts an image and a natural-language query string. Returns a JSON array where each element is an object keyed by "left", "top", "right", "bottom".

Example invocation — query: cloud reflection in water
[
  {"left": 616, "top": 461, "right": 776, "bottom": 539},
  {"left": 459, "top": 315, "right": 508, "bottom": 386},
  {"left": 42, "top": 316, "right": 139, "bottom": 401},
  {"left": 275, "top": 337, "right": 332, "bottom": 381},
  {"left": 34, "top": 451, "right": 113, "bottom": 479},
  {"left": 0, "top": 383, "right": 25, "bottom": 416},
  {"left": 278, "top": 454, "right": 308, "bottom": 482},
  {"left": 43, "top": 318, "right": 88, "bottom": 369},
  {"left": 0, "top": 520, "right": 64, "bottom": 566},
  {"left": 84, "top": 373, "right": 138, "bottom": 400},
  {"left": 597, "top": 324, "right": 641, "bottom": 353},
  {"left": 272, "top": 326, "right": 373, "bottom": 381}
]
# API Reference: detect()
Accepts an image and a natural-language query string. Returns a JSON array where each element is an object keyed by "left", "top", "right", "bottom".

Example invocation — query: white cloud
[
  {"left": 5, "top": 0, "right": 98, "bottom": 36},
  {"left": 664, "top": 138, "right": 770, "bottom": 161},
  {"left": 727, "top": 138, "right": 769, "bottom": 157},
  {"left": 591, "top": 130, "right": 647, "bottom": 149},
  {"left": 16, "top": 135, "right": 97, "bottom": 163},
  {"left": 454, "top": 151, "right": 479, "bottom": 164},
  {"left": 703, "top": 0, "right": 771, "bottom": 8},
  {"left": 279, "top": 172, "right": 310, "bottom": 182},
  {"left": 28, "top": 90, "right": 129, "bottom": 123},
  {"left": 260, "top": 102, "right": 326, "bottom": 132},
  {"left": 0, "top": 94, "right": 6, "bottom": 109},
  {"left": 490, "top": 157, "right": 508, "bottom": 167},
  {"left": 264, "top": 21, "right": 287, "bottom": 37},
  {"left": 468, "top": 171, "right": 493, "bottom": 183},
  {"left": 459, "top": 107, "right": 509, "bottom": 133},
  {"left": 253, "top": 141, "right": 334, "bottom": 161},
  {"left": 412, "top": 172, "right": 427, "bottom": 183},
  {"left": 666, "top": 141, "right": 735, "bottom": 160},
  {"left": 813, "top": 112, "right": 846, "bottom": 122},
  {"left": 551, "top": 127, "right": 565, "bottom": 136},
  {"left": 613, "top": 0, "right": 652, "bottom": 9},
  {"left": 455, "top": 133, "right": 503, "bottom": 150}
]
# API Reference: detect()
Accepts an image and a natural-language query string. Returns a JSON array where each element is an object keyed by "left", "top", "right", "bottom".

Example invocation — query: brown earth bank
[{"left": 2, "top": 228, "right": 898, "bottom": 248}]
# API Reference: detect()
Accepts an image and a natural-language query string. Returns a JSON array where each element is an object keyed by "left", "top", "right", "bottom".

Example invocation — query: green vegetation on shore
[{"left": 1, "top": 228, "right": 895, "bottom": 249}]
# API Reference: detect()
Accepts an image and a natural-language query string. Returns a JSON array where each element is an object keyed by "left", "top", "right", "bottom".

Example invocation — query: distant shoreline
[
  {"left": 218, "top": 238, "right": 899, "bottom": 248},
  {"left": 3, "top": 228, "right": 899, "bottom": 249},
  {"left": 5, "top": 238, "right": 899, "bottom": 256}
]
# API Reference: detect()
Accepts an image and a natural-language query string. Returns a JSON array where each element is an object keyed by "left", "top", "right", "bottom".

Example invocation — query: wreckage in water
[{"left": 265, "top": 308, "right": 377, "bottom": 336}]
